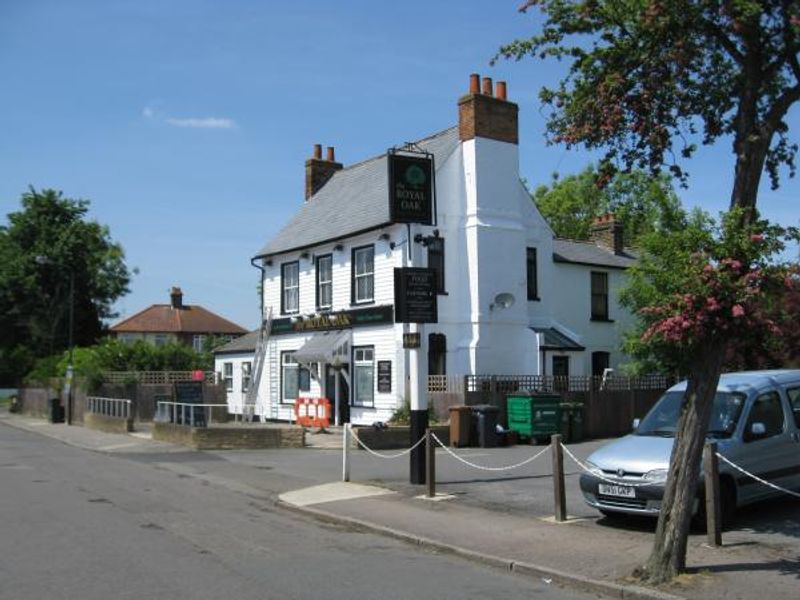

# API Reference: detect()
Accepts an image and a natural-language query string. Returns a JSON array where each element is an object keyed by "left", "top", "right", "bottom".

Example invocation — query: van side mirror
[
  {"left": 745, "top": 421, "right": 767, "bottom": 442},
  {"left": 632, "top": 418, "right": 640, "bottom": 431}
]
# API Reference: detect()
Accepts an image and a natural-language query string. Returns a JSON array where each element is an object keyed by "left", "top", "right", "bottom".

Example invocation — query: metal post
[
  {"left": 66, "top": 270, "right": 75, "bottom": 425},
  {"left": 342, "top": 423, "right": 351, "bottom": 482},
  {"left": 551, "top": 434, "right": 567, "bottom": 522},
  {"left": 425, "top": 428, "right": 435, "bottom": 498},
  {"left": 704, "top": 441, "right": 722, "bottom": 546}
]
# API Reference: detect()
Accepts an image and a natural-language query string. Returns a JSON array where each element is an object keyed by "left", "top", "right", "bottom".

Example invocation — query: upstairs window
[
  {"left": 192, "top": 334, "right": 207, "bottom": 353},
  {"left": 591, "top": 271, "right": 609, "bottom": 320},
  {"left": 427, "top": 237, "right": 445, "bottom": 293},
  {"left": 282, "top": 261, "right": 300, "bottom": 314},
  {"left": 352, "top": 245, "right": 374, "bottom": 304},
  {"left": 316, "top": 254, "right": 333, "bottom": 309},
  {"left": 526, "top": 247, "right": 539, "bottom": 301},
  {"left": 223, "top": 362, "right": 233, "bottom": 392}
]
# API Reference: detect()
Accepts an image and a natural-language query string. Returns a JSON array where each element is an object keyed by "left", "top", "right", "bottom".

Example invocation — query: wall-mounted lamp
[
  {"left": 264, "top": 258, "right": 273, "bottom": 266},
  {"left": 300, "top": 251, "right": 310, "bottom": 260},
  {"left": 489, "top": 292, "right": 515, "bottom": 312},
  {"left": 333, "top": 243, "right": 344, "bottom": 252},
  {"left": 378, "top": 232, "right": 391, "bottom": 242}
]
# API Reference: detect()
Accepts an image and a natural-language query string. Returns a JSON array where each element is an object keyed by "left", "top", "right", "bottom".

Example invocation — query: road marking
[
  {"left": 279, "top": 482, "right": 394, "bottom": 507},
  {"left": 415, "top": 493, "right": 456, "bottom": 502},
  {"left": 97, "top": 442, "right": 140, "bottom": 451}
]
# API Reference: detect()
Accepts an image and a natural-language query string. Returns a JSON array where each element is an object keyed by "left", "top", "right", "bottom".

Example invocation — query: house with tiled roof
[
  {"left": 110, "top": 287, "right": 247, "bottom": 351},
  {"left": 215, "top": 74, "right": 636, "bottom": 425}
]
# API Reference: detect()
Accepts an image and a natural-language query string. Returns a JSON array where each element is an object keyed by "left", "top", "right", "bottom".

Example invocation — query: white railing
[
  {"left": 86, "top": 396, "right": 132, "bottom": 419},
  {"left": 155, "top": 401, "right": 230, "bottom": 427}
]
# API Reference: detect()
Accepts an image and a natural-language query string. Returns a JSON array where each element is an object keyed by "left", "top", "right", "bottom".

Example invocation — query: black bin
[
  {"left": 49, "top": 398, "right": 65, "bottom": 424},
  {"left": 471, "top": 404, "right": 499, "bottom": 448}
]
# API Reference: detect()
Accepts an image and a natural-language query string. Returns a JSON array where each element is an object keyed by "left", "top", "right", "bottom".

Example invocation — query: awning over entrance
[
  {"left": 530, "top": 327, "right": 585, "bottom": 351},
  {"left": 293, "top": 329, "right": 351, "bottom": 365}
]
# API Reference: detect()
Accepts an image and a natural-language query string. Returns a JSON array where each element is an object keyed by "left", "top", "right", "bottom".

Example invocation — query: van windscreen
[{"left": 636, "top": 391, "right": 746, "bottom": 438}]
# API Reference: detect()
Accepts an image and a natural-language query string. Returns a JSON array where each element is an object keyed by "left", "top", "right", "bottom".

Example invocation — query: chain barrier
[
  {"left": 715, "top": 452, "right": 800, "bottom": 499},
  {"left": 559, "top": 443, "right": 660, "bottom": 488},
  {"left": 430, "top": 432, "right": 550, "bottom": 472},
  {"left": 352, "top": 431, "right": 427, "bottom": 459}
]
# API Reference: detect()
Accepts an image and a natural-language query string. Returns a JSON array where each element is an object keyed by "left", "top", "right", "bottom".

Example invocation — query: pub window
[
  {"left": 427, "top": 237, "right": 445, "bottom": 293},
  {"left": 241, "top": 361, "right": 252, "bottom": 393},
  {"left": 590, "top": 271, "right": 609, "bottom": 320},
  {"left": 316, "top": 254, "right": 333, "bottom": 309},
  {"left": 223, "top": 362, "right": 233, "bottom": 392},
  {"left": 353, "top": 346, "right": 375, "bottom": 407},
  {"left": 526, "top": 247, "right": 539, "bottom": 301},
  {"left": 280, "top": 352, "right": 310, "bottom": 404},
  {"left": 352, "top": 245, "right": 374, "bottom": 304},
  {"left": 281, "top": 261, "right": 300, "bottom": 314}
]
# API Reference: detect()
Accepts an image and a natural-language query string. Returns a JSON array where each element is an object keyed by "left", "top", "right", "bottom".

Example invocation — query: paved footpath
[{"left": 3, "top": 412, "right": 799, "bottom": 600}]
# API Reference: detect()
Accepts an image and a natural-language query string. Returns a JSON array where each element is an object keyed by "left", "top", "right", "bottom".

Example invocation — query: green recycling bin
[{"left": 506, "top": 393, "right": 563, "bottom": 442}]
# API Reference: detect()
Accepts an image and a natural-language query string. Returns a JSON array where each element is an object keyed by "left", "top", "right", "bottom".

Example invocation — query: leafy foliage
[
  {"left": 532, "top": 166, "right": 685, "bottom": 243},
  {"left": 0, "top": 188, "right": 132, "bottom": 385},
  {"left": 25, "top": 338, "right": 215, "bottom": 389},
  {"left": 621, "top": 209, "right": 799, "bottom": 375},
  {"left": 498, "top": 1, "right": 800, "bottom": 209}
]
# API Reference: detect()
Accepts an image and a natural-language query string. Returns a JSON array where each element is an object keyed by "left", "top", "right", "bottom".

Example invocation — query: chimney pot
[
  {"left": 469, "top": 73, "right": 480, "bottom": 94},
  {"left": 313, "top": 144, "right": 322, "bottom": 160},
  {"left": 496, "top": 81, "right": 507, "bottom": 101},
  {"left": 481, "top": 77, "right": 493, "bottom": 96},
  {"left": 326, "top": 146, "right": 335, "bottom": 162}
]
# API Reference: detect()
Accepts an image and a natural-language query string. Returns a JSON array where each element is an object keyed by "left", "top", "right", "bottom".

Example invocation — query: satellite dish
[{"left": 490, "top": 292, "right": 515, "bottom": 311}]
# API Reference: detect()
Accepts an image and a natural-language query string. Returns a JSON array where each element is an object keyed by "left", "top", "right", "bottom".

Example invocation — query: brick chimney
[
  {"left": 305, "top": 144, "right": 343, "bottom": 200},
  {"left": 170, "top": 286, "right": 183, "bottom": 309},
  {"left": 590, "top": 214, "right": 625, "bottom": 255},
  {"left": 458, "top": 73, "right": 518, "bottom": 144}
]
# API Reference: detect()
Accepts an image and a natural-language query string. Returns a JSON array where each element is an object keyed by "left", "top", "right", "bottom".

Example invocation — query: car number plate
[{"left": 598, "top": 484, "right": 635, "bottom": 498}]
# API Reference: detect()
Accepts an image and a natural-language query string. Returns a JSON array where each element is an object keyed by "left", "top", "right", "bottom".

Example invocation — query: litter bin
[
  {"left": 49, "top": 398, "right": 65, "bottom": 424},
  {"left": 449, "top": 405, "right": 472, "bottom": 447},
  {"left": 506, "top": 393, "right": 562, "bottom": 443},
  {"left": 471, "top": 404, "right": 499, "bottom": 448},
  {"left": 561, "top": 402, "right": 585, "bottom": 443}
]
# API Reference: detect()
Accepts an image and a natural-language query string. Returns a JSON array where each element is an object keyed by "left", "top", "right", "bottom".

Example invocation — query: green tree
[
  {"left": 532, "top": 167, "right": 685, "bottom": 243},
  {"left": 498, "top": 0, "right": 800, "bottom": 583},
  {"left": 0, "top": 188, "right": 132, "bottom": 385}
]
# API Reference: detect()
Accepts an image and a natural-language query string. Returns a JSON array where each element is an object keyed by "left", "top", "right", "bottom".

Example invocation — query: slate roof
[
  {"left": 110, "top": 305, "right": 247, "bottom": 335},
  {"left": 553, "top": 239, "right": 637, "bottom": 269},
  {"left": 531, "top": 327, "right": 585, "bottom": 351},
  {"left": 256, "top": 127, "right": 460, "bottom": 257},
  {"left": 214, "top": 330, "right": 258, "bottom": 355}
]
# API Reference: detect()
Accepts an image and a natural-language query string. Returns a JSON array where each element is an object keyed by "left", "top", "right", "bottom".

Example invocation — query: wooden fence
[
  {"left": 428, "top": 374, "right": 671, "bottom": 440},
  {"left": 101, "top": 371, "right": 216, "bottom": 385}
]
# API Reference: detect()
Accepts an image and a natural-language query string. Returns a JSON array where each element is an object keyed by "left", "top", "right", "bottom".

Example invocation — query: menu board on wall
[{"left": 377, "top": 361, "right": 392, "bottom": 393}]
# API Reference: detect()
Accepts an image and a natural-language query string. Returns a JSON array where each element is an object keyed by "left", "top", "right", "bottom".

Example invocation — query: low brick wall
[
  {"left": 152, "top": 423, "right": 305, "bottom": 450},
  {"left": 354, "top": 425, "right": 450, "bottom": 450},
  {"left": 84, "top": 412, "right": 134, "bottom": 434}
]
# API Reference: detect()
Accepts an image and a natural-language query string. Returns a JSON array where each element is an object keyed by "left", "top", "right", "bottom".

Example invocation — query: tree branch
[
  {"left": 705, "top": 20, "right": 744, "bottom": 65},
  {"left": 782, "top": 0, "right": 800, "bottom": 83},
  {"left": 764, "top": 83, "right": 800, "bottom": 134}
]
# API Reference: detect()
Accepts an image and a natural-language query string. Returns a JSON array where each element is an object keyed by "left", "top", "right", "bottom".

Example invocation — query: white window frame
[
  {"left": 281, "top": 352, "right": 299, "bottom": 404},
  {"left": 282, "top": 261, "right": 300, "bottom": 314},
  {"left": 316, "top": 254, "right": 333, "bottom": 309},
  {"left": 352, "top": 346, "right": 375, "bottom": 407},
  {"left": 223, "top": 362, "right": 233, "bottom": 392},
  {"left": 241, "top": 361, "right": 252, "bottom": 393},
  {"left": 353, "top": 246, "right": 374, "bottom": 304}
]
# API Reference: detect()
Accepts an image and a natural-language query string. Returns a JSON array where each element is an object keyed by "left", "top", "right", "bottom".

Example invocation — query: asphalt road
[{"left": 0, "top": 424, "right": 593, "bottom": 600}]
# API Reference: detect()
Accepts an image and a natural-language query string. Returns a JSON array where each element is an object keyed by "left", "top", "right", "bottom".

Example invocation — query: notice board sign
[
  {"left": 388, "top": 153, "right": 434, "bottom": 225},
  {"left": 174, "top": 381, "right": 203, "bottom": 404},
  {"left": 394, "top": 268, "right": 438, "bottom": 323},
  {"left": 377, "top": 361, "right": 392, "bottom": 393}
]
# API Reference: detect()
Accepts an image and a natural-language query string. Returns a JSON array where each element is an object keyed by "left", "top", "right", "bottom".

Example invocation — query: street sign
[
  {"left": 403, "top": 333, "right": 421, "bottom": 349},
  {"left": 388, "top": 153, "right": 434, "bottom": 225},
  {"left": 394, "top": 268, "right": 438, "bottom": 323}
]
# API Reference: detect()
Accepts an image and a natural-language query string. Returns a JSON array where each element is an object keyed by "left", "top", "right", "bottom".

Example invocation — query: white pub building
[{"left": 215, "top": 74, "right": 635, "bottom": 426}]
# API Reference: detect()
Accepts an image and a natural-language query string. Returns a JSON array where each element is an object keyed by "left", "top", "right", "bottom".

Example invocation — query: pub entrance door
[{"left": 325, "top": 365, "right": 350, "bottom": 424}]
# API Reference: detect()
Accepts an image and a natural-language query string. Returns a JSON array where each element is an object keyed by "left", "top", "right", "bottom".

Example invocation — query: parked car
[{"left": 579, "top": 370, "right": 800, "bottom": 522}]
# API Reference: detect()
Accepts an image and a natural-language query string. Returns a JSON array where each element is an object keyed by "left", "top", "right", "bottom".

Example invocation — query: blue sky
[{"left": 1, "top": 0, "right": 798, "bottom": 330}]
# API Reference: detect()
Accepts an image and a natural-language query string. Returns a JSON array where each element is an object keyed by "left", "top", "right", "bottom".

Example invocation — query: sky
[{"left": 1, "top": 0, "right": 798, "bottom": 331}]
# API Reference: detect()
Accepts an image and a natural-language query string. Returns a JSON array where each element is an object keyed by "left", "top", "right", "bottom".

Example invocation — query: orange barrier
[{"left": 294, "top": 397, "right": 332, "bottom": 430}]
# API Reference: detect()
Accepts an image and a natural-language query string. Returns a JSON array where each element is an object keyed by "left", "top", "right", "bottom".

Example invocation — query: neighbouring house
[
  {"left": 110, "top": 287, "right": 248, "bottom": 351},
  {"left": 215, "top": 73, "right": 635, "bottom": 425}
]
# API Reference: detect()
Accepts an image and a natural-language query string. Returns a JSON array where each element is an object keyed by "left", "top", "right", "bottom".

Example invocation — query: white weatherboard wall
[{"left": 214, "top": 352, "right": 252, "bottom": 414}]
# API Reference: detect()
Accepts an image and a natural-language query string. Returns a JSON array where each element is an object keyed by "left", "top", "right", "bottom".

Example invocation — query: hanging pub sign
[
  {"left": 388, "top": 152, "right": 434, "bottom": 225},
  {"left": 402, "top": 333, "right": 421, "bottom": 349},
  {"left": 394, "top": 268, "right": 438, "bottom": 324}
]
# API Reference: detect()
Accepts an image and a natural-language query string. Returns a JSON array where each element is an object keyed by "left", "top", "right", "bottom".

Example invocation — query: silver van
[{"left": 579, "top": 370, "right": 800, "bottom": 520}]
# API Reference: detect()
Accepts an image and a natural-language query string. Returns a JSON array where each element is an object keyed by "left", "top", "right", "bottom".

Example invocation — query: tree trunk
[{"left": 642, "top": 340, "right": 725, "bottom": 584}]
